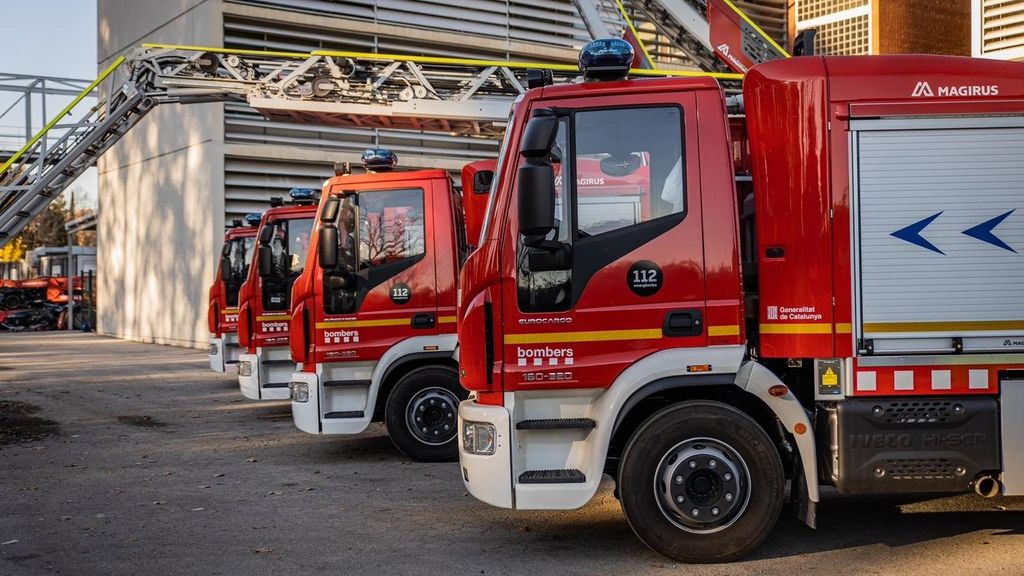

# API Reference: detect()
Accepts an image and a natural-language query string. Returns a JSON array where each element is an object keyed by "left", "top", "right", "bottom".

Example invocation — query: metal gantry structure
[{"left": 0, "top": 0, "right": 785, "bottom": 247}]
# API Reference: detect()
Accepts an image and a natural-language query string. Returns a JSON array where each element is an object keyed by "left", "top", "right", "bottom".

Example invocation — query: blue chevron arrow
[
  {"left": 891, "top": 212, "right": 944, "bottom": 254},
  {"left": 963, "top": 209, "right": 1017, "bottom": 253}
]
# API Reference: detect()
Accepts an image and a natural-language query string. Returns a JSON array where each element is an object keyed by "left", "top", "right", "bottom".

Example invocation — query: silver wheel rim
[
  {"left": 653, "top": 437, "right": 751, "bottom": 534},
  {"left": 405, "top": 386, "right": 459, "bottom": 446}
]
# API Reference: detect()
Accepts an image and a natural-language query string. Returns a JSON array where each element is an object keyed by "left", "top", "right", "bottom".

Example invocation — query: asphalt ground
[{"left": 1, "top": 332, "right": 1023, "bottom": 575}]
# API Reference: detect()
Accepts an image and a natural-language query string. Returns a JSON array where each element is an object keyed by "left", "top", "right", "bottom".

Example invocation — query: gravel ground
[{"left": 1, "top": 332, "right": 1023, "bottom": 576}]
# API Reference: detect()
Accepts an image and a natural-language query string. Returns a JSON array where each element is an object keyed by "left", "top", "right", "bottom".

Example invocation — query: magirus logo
[
  {"left": 716, "top": 43, "right": 748, "bottom": 73},
  {"left": 324, "top": 329, "right": 360, "bottom": 344},
  {"left": 912, "top": 80, "right": 998, "bottom": 98}
]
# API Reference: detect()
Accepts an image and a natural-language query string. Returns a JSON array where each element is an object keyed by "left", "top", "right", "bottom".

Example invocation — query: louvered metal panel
[
  {"left": 980, "top": 0, "right": 1024, "bottom": 55},
  {"left": 229, "top": 0, "right": 590, "bottom": 48},
  {"left": 853, "top": 117, "right": 1024, "bottom": 354},
  {"left": 225, "top": 156, "right": 333, "bottom": 220}
]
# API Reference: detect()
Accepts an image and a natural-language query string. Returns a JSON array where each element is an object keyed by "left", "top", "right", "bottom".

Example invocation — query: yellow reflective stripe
[
  {"left": 1, "top": 56, "right": 126, "bottom": 174},
  {"left": 836, "top": 323, "right": 853, "bottom": 334},
  {"left": 315, "top": 318, "right": 409, "bottom": 329},
  {"left": 142, "top": 43, "right": 313, "bottom": 58},
  {"left": 221, "top": 308, "right": 239, "bottom": 315},
  {"left": 256, "top": 315, "right": 291, "bottom": 321},
  {"left": 438, "top": 315, "right": 457, "bottom": 324},
  {"left": 504, "top": 328, "right": 662, "bottom": 345},
  {"left": 864, "top": 320, "right": 1024, "bottom": 333},
  {"left": 720, "top": 0, "right": 791, "bottom": 58},
  {"left": 614, "top": 0, "right": 657, "bottom": 70},
  {"left": 759, "top": 323, "right": 833, "bottom": 334},
  {"left": 708, "top": 325, "right": 740, "bottom": 337}
]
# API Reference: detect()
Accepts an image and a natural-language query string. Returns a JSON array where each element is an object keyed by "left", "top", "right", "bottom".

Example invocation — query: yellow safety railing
[
  {"left": 0, "top": 55, "right": 126, "bottom": 174},
  {"left": 142, "top": 43, "right": 745, "bottom": 82}
]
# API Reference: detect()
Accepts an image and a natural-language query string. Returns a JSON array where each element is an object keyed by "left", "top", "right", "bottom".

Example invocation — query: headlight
[
  {"left": 209, "top": 343, "right": 219, "bottom": 355},
  {"left": 291, "top": 382, "right": 309, "bottom": 403},
  {"left": 238, "top": 361, "right": 252, "bottom": 377},
  {"left": 462, "top": 421, "right": 496, "bottom": 455}
]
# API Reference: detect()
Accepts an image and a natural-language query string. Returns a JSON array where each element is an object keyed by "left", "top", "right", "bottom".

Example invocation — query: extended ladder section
[
  {"left": 0, "top": 41, "right": 749, "bottom": 247},
  {"left": 0, "top": 0, "right": 781, "bottom": 247},
  {"left": 624, "top": 0, "right": 789, "bottom": 72}
]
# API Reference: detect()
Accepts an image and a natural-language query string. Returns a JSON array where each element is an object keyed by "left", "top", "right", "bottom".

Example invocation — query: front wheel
[
  {"left": 618, "top": 401, "right": 784, "bottom": 563},
  {"left": 385, "top": 365, "right": 465, "bottom": 462}
]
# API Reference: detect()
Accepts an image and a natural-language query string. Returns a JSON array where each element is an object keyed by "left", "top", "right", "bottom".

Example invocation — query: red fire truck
[
  {"left": 208, "top": 214, "right": 260, "bottom": 372},
  {"left": 456, "top": 40, "right": 1024, "bottom": 562},
  {"left": 235, "top": 189, "right": 319, "bottom": 400},
  {"left": 288, "top": 150, "right": 494, "bottom": 461}
]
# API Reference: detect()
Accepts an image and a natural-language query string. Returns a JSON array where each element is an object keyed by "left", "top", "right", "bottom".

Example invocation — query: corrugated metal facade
[{"left": 221, "top": 0, "right": 588, "bottom": 219}]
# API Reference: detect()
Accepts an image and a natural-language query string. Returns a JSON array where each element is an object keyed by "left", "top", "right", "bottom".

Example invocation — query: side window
[
  {"left": 359, "top": 188, "right": 425, "bottom": 270},
  {"left": 225, "top": 237, "right": 254, "bottom": 307},
  {"left": 262, "top": 218, "right": 314, "bottom": 311},
  {"left": 574, "top": 107, "right": 684, "bottom": 237},
  {"left": 517, "top": 106, "right": 685, "bottom": 313},
  {"left": 322, "top": 189, "right": 426, "bottom": 315}
]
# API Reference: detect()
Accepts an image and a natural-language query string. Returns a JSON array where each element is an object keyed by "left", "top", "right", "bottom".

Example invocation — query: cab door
[
  {"left": 315, "top": 182, "right": 440, "bottom": 365},
  {"left": 500, "top": 92, "right": 706, "bottom": 392}
]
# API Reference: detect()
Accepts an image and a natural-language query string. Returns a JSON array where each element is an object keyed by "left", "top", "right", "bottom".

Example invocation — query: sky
[{"left": 0, "top": 0, "right": 98, "bottom": 209}]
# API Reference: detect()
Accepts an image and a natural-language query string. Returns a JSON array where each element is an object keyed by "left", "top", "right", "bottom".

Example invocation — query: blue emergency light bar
[
  {"left": 289, "top": 187, "right": 319, "bottom": 204},
  {"left": 362, "top": 148, "right": 398, "bottom": 171},
  {"left": 579, "top": 38, "right": 633, "bottom": 81},
  {"left": 244, "top": 213, "right": 262, "bottom": 226}
]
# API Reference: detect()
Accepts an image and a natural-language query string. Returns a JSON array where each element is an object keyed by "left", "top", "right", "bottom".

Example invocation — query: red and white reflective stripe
[{"left": 853, "top": 364, "right": 998, "bottom": 396}]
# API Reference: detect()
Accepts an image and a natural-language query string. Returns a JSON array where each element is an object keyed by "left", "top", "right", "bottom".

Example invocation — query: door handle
[
  {"left": 412, "top": 313, "right": 436, "bottom": 329},
  {"left": 663, "top": 309, "right": 702, "bottom": 337}
]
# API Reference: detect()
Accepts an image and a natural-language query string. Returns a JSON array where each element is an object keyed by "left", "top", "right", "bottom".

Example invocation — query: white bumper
[
  {"left": 458, "top": 399, "right": 513, "bottom": 509},
  {"left": 238, "top": 348, "right": 293, "bottom": 401},
  {"left": 290, "top": 370, "right": 322, "bottom": 435},
  {"left": 208, "top": 336, "right": 225, "bottom": 372}
]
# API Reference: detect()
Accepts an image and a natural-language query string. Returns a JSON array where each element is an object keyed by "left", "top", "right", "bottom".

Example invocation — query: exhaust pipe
[{"left": 974, "top": 475, "right": 1001, "bottom": 498}]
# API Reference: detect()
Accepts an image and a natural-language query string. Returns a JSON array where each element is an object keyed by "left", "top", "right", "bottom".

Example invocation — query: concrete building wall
[{"left": 97, "top": 0, "right": 225, "bottom": 348}]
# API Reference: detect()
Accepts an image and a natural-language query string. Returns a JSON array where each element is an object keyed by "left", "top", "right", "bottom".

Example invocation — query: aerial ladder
[{"left": 0, "top": 0, "right": 787, "bottom": 247}]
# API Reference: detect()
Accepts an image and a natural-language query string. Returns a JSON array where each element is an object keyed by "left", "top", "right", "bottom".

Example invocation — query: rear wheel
[
  {"left": 618, "top": 401, "right": 784, "bottom": 563},
  {"left": 385, "top": 365, "right": 465, "bottom": 462}
]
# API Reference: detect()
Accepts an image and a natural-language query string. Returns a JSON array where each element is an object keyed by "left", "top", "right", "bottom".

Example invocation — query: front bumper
[
  {"left": 238, "top": 348, "right": 293, "bottom": 401},
  {"left": 458, "top": 399, "right": 513, "bottom": 509},
  {"left": 208, "top": 336, "right": 225, "bottom": 372},
  {"left": 290, "top": 371, "right": 321, "bottom": 435}
]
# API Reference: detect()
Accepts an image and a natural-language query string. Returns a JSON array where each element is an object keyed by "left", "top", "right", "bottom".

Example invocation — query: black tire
[
  {"left": 384, "top": 365, "right": 466, "bottom": 462},
  {"left": 4, "top": 294, "right": 21, "bottom": 310},
  {"left": 618, "top": 400, "right": 784, "bottom": 563}
]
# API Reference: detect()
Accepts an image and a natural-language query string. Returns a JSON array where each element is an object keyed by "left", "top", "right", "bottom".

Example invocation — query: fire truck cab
[
  {"left": 236, "top": 189, "right": 318, "bottom": 400},
  {"left": 457, "top": 40, "right": 1024, "bottom": 562},
  {"left": 289, "top": 150, "right": 492, "bottom": 461},
  {"left": 208, "top": 214, "right": 260, "bottom": 372}
]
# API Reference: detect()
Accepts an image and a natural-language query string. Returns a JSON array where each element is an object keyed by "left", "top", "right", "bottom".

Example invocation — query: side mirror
[
  {"left": 258, "top": 225, "right": 274, "bottom": 245},
  {"left": 318, "top": 224, "right": 339, "bottom": 269},
  {"left": 472, "top": 170, "right": 493, "bottom": 193},
  {"left": 257, "top": 245, "right": 273, "bottom": 278},
  {"left": 519, "top": 109, "right": 558, "bottom": 158},
  {"left": 220, "top": 256, "right": 231, "bottom": 281},
  {"left": 517, "top": 161, "right": 556, "bottom": 244},
  {"left": 321, "top": 197, "right": 340, "bottom": 222},
  {"left": 220, "top": 243, "right": 231, "bottom": 257}
]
